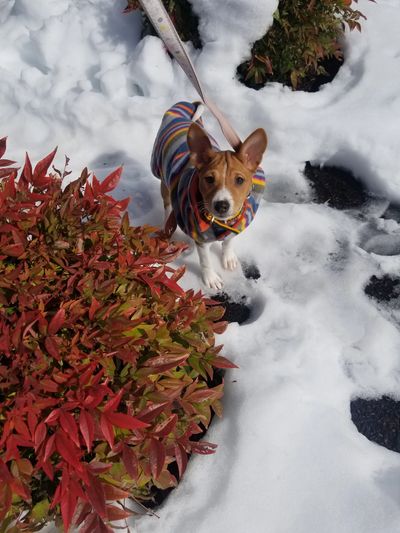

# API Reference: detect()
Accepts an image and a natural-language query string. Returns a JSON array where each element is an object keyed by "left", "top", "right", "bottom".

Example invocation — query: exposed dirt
[
  {"left": 212, "top": 292, "right": 252, "bottom": 324},
  {"left": 141, "top": 0, "right": 202, "bottom": 49},
  {"left": 351, "top": 397, "right": 400, "bottom": 453},
  {"left": 304, "top": 161, "right": 370, "bottom": 209},
  {"left": 364, "top": 275, "right": 400, "bottom": 303},
  {"left": 242, "top": 262, "right": 261, "bottom": 280},
  {"left": 237, "top": 55, "right": 343, "bottom": 92},
  {"left": 381, "top": 203, "right": 400, "bottom": 223}
]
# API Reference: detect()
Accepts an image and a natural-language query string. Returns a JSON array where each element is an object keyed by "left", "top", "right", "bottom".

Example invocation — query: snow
[{"left": 2, "top": 0, "right": 400, "bottom": 532}]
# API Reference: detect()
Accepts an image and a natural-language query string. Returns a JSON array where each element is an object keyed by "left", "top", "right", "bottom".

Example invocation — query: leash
[{"left": 137, "top": 0, "right": 242, "bottom": 151}]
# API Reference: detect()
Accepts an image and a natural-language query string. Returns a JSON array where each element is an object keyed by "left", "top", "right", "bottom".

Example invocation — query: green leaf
[{"left": 32, "top": 498, "right": 50, "bottom": 521}]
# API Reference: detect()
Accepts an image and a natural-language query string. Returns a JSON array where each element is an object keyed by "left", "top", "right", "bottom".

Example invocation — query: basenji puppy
[{"left": 151, "top": 101, "right": 267, "bottom": 290}]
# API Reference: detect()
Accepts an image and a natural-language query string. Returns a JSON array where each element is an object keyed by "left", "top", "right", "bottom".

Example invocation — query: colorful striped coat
[{"left": 151, "top": 101, "right": 266, "bottom": 243}]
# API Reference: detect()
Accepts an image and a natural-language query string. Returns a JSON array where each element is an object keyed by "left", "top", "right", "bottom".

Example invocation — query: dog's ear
[
  {"left": 237, "top": 128, "right": 268, "bottom": 172},
  {"left": 187, "top": 123, "right": 214, "bottom": 168}
]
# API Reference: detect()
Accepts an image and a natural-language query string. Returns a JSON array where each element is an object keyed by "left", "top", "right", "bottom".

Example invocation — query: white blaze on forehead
[
  {"left": 222, "top": 157, "right": 227, "bottom": 186},
  {"left": 210, "top": 152, "right": 234, "bottom": 216}
]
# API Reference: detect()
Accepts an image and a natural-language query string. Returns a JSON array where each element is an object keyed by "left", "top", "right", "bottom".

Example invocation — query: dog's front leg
[
  {"left": 196, "top": 242, "right": 223, "bottom": 290},
  {"left": 222, "top": 237, "right": 239, "bottom": 271}
]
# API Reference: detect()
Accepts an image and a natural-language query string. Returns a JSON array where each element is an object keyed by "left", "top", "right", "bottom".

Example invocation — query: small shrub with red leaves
[{"left": 0, "top": 138, "right": 235, "bottom": 532}]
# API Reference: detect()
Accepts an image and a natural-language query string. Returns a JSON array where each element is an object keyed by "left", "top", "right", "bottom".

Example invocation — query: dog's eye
[
  {"left": 204, "top": 175, "right": 215, "bottom": 185},
  {"left": 235, "top": 176, "right": 245, "bottom": 185}
]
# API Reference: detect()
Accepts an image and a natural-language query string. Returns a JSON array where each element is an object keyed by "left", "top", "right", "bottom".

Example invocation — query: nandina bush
[
  {"left": 124, "top": 0, "right": 373, "bottom": 91},
  {"left": 0, "top": 138, "right": 235, "bottom": 532},
  {"left": 238, "top": 0, "right": 374, "bottom": 90}
]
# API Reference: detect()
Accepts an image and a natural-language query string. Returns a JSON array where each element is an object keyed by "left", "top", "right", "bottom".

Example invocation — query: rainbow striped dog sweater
[{"left": 151, "top": 101, "right": 266, "bottom": 243}]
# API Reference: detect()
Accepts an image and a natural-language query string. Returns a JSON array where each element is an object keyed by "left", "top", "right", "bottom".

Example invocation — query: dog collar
[{"left": 201, "top": 207, "right": 244, "bottom": 235}]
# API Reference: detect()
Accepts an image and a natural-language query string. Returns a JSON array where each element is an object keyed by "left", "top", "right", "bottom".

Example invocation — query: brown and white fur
[{"left": 161, "top": 105, "right": 267, "bottom": 290}]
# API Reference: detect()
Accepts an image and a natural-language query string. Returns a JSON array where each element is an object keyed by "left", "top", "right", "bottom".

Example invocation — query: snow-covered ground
[{"left": 2, "top": 0, "right": 400, "bottom": 532}]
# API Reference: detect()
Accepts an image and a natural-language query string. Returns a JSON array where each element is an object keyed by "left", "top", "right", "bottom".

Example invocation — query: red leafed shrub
[{"left": 0, "top": 138, "right": 235, "bottom": 532}]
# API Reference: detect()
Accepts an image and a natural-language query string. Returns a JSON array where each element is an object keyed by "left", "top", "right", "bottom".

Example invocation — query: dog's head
[{"left": 187, "top": 123, "right": 268, "bottom": 219}]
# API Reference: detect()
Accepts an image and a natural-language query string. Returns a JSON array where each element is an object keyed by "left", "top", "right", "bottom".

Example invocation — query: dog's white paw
[
  {"left": 222, "top": 250, "right": 239, "bottom": 271},
  {"left": 202, "top": 268, "right": 224, "bottom": 290}
]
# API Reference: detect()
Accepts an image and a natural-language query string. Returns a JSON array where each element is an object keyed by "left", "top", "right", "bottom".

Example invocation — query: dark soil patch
[
  {"left": 304, "top": 161, "right": 370, "bottom": 209},
  {"left": 351, "top": 396, "right": 400, "bottom": 453},
  {"left": 298, "top": 56, "right": 343, "bottom": 93},
  {"left": 364, "top": 275, "right": 400, "bottom": 303},
  {"left": 212, "top": 292, "right": 251, "bottom": 324},
  {"left": 242, "top": 262, "right": 261, "bottom": 280},
  {"left": 381, "top": 204, "right": 400, "bottom": 223},
  {"left": 237, "top": 55, "right": 342, "bottom": 92},
  {"left": 141, "top": 0, "right": 202, "bottom": 49}
]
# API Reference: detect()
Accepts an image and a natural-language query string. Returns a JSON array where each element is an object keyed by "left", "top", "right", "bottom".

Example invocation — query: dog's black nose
[{"left": 214, "top": 200, "right": 230, "bottom": 215}]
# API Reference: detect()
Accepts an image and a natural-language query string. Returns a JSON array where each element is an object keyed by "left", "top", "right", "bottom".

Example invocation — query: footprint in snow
[
  {"left": 303, "top": 161, "right": 400, "bottom": 455},
  {"left": 210, "top": 262, "right": 265, "bottom": 325}
]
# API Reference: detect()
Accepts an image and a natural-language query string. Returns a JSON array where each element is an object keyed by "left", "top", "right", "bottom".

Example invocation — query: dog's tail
[{"left": 192, "top": 102, "right": 205, "bottom": 123}]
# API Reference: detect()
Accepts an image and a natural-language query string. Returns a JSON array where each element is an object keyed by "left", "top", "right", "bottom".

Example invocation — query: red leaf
[
  {"left": 174, "top": 443, "right": 188, "bottom": 479},
  {"left": 0, "top": 168, "right": 15, "bottom": 179},
  {"left": 27, "top": 411, "right": 38, "bottom": 438},
  {"left": 33, "top": 147, "right": 57, "bottom": 181},
  {"left": 79, "top": 410, "right": 94, "bottom": 452},
  {"left": 50, "top": 482, "right": 62, "bottom": 509},
  {"left": 122, "top": 444, "right": 139, "bottom": 480},
  {"left": 100, "top": 413, "right": 114, "bottom": 448},
  {"left": 0, "top": 137, "right": 6, "bottom": 159},
  {"left": 211, "top": 355, "right": 238, "bottom": 369},
  {"left": 160, "top": 275, "right": 184, "bottom": 295},
  {"left": 106, "top": 504, "right": 132, "bottom": 521},
  {"left": 85, "top": 473, "right": 106, "bottom": 518},
  {"left": 48, "top": 308, "right": 65, "bottom": 335},
  {"left": 79, "top": 511, "right": 97, "bottom": 533},
  {"left": 43, "top": 433, "right": 56, "bottom": 463},
  {"left": 2, "top": 243, "right": 24, "bottom": 257},
  {"left": 143, "top": 352, "right": 189, "bottom": 369},
  {"left": 153, "top": 414, "right": 177, "bottom": 437},
  {"left": 116, "top": 197, "right": 130, "bottom": 211},
  {"left": 186, "top": 388, "right": 221, "bottom": 403},
  {"left": 102, "top": 483, "right": 130, "bottom": 501},
  {"left": 44, "top": 336, "right": 61, "bottom": 360},
  {"left": 83, "top": 382, "right": 108, "bottom": 408},
  {"left": 105, "top": 411, "right": 149, "bottom": 430},
  {"left": 34, "top": 422, "right": 47, "bottom": 450},
  {"left": 190, "top": 440, "right": 218, "bottom": 455},
  {"left": 0, "top": 159, "right": 16, "bottom": 167},
  {"left": 136, "top": 402, "right": 169, "bottom": 423},
  {"left": 55, "top": 431, "right": 81, "bottom": 468},
  {"left": 78, "top": 362, "right": 97, "bottom": 386},
  {"left": 88, "top": 461, "right": 113, "bottom": 475},
  {"left": 99, "top": 167, "right": 122, "bottom": 193},
  {"left": 0, "top": 484, "right": 12, "bottom": 521},
  {"left": 74, "top": 502, "right": 92, "bottom": 528},
  {"left": 88, "top": 297, "right": 101, "bottom": 320},
  {"left": 10, "top": 477, "right": 30, "bottom": 500},
  {"left": 41, "top": 378, "right": 59, "bottom": 393},
  {"left": 149, "top": 438, "right": 165, "bottom": 479},
  {"left": 41, "top": 459, "right": 54, "bottom": 480},
  {"left": 14, "top": 418, "right": 31, "bottom": 440},
  {"left": 61, "top": 478, "right": 78, "bottom": 533},
  {"left": 60, "top": 410, "right": 80, "bottom": 448},
  {"left": 20, "top": 152, "right": 32, "bottom": 185},
  {"left": 212, "top": 320, "right": 229, "bottom": 334},
  {"left": 45, "top": 409, "right": 60, "bottom": 425},
  {"left": 103, "top": 389, "right": 124, "bottom": 413}
]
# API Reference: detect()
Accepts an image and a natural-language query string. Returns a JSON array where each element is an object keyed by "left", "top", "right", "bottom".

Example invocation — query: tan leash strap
[{"left": 138, "top": 0, "right": 242, "bottom": 151}]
